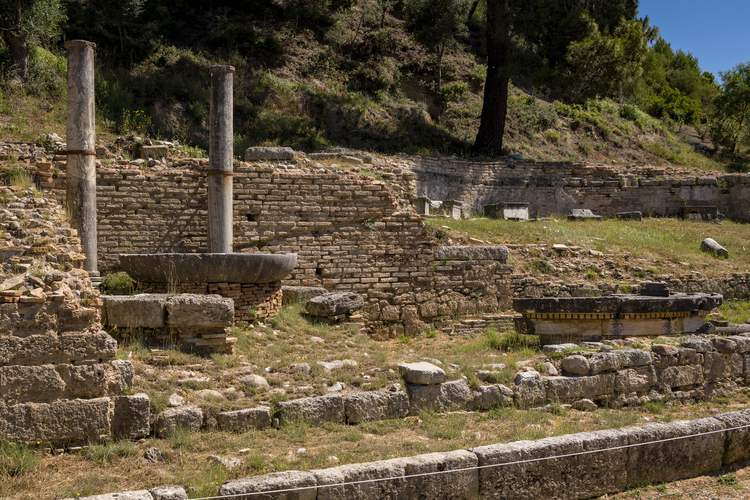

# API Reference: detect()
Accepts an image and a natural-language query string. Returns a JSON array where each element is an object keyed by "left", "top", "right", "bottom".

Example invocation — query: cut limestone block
[{"left": 105, "top": 294, "right": 168, "bottom": 329}]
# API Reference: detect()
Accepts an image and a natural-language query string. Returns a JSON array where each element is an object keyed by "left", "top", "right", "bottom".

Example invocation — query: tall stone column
[
  {"left": 208, "top": 65, "right": 235, "bottom": 254},
  {"left": 65, "top": 40, "right": 98, "bottom": 273}
]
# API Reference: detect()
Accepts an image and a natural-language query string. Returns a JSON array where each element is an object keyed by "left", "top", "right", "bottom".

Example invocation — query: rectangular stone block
[
  {"left": 105, "top": 294, "right": 167, "bottom": 329},
  {"left": 400, "top": 450, "right": 479, "bottom": 500},
  {"left": 278, "top": 395, "right": 345, "bottom": 426},
  {"left": 0, "top": 364, "right": 66, "bottom": 403},
  {"left": 313, "top": 458, "right": 407, "bottom": 500},
  {"left": 624, "top": 417, "right": 725, "bottom": 486},
  {"left": 344, "top": 391, "right": 408, "bottom": 424},
  {"left": 660, "top": 365, "right": 704, "bottom": 388},
  {"left": 615, "top": 366, "right": 656, "bottom": 393},
  {"left": 69, "top": 491, "right": 153, "bottom": 500},
  {"left": 217, "top": 407, "right": 273, "bottom": 432},
  {"left": 219, "top": 470, "right": 316, "bottom": 500},
  {"left": 166, "top": 294, "right": 234, "bottom": 329},
  {"left": 472, "top": 429, "right": 629, "bottom": 499},
  {"left": 714, "top": 409, "right": 750, "bottom": 464},
  {"left": 112, "top": 393, "right": 150, "bottom": 439},
  {"left": 545, "top": 373, "right": 615, "bottom": 402},
  {"left": 703, "top": 352, "right": 744, "bottom": 380},
  {"left": 0, "top": 397, "right": 111, "bottom": 444},
  {"left": 407, "top": 379, "right": 474, "bottom": 416}
]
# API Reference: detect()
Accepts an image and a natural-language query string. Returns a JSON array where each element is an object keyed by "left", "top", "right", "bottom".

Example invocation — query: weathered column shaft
[
  {"left": 65, "top": 40, "right": 98, "bottom": 272},
  {"left": 208, "top": 65, "right": 235, "bottom": 254}
]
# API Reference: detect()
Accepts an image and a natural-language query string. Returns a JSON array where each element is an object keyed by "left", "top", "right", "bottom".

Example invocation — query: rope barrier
[{"left": 188, "top": 421, "right": 750, "bottom": 500}]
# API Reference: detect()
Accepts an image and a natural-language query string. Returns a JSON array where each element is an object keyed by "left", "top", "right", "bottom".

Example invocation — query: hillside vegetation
[{"left": 0, "top": 0, "right": 748, "bottom": 171}]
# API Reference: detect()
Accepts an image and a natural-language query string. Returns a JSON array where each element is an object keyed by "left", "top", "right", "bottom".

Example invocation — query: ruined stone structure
[{"left": 411, "top": 157, "right": 750, "bottom": 220}]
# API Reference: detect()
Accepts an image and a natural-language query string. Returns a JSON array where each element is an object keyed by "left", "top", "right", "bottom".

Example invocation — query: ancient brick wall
[
  {"left": 45, "top": 159, "right": 510, "bottom": 335},
  {"left": 410, "top": 157, "right": 750, "bottom": 220}
]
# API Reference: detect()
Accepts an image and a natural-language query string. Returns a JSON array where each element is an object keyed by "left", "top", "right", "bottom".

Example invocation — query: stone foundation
[{"left": 138, "top": 281, "right": 282, "bottom": 322}]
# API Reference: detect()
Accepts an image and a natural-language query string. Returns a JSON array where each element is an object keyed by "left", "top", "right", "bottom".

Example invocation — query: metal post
[
  {"left": 65, "top": 40, "right": 98, "bottom": 273},
  {"left": 207, "top": 65, "right": 235, "bottom": 254}
]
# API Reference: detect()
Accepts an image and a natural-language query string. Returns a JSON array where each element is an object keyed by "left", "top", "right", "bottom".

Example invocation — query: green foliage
[
  {"left": 710, "top": 62, "right": 750, "bottom": 153},
  {"left": 509, "top": 95, "right": 556, "bottom": 136},
  {"left": 0, "top": 440, "right": 40, "bottom": 478},
  {"left": 646, "top": 86, "right": 702, "bottom": 125},
  {"left": 101, "top": 272, "right": 135, "bottom": 295}
]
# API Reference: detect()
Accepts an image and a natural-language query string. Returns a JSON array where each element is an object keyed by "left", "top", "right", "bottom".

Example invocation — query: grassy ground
[
  {"left": 429, "top": 216, "right": 750, "bottom": 285},
  {"left": 2, "top": 298, "right": 750, "bottom": 498}
]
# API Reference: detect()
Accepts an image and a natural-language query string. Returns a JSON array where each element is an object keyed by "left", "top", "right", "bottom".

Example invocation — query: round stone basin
[{"left": 119, "top": 253, "right": 297, "bottom": 284}]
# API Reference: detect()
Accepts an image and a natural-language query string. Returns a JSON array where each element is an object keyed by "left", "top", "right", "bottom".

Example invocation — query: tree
[
  {"left": 711, "top": 62, "right": 750, "bottom": 153},
  {"left": 0, "top": 0, "right": 66, "bottom": 81},
  {"left": 404, "top": 0, "right": 471, "bottom": 93}
]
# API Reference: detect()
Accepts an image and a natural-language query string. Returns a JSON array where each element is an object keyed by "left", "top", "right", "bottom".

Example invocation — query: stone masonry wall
[
  {"left": 44, "top": 159, "right": 510, "bottom": 335},
  {"left": 410, "top": 157, "right": 750, "bottom": 220}
]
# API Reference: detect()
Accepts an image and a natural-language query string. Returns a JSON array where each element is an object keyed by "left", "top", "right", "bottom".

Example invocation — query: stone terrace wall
[
  {"left": 45, "top": 160, "right": 510, "bottom": 335},
  {"left": 409, "top": 157, "right": 750, "bottom": 220}
]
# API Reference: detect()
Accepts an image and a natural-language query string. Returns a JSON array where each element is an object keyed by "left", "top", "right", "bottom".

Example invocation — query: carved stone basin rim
[{"left": 119, "top": 253, "right": 297, "bottom": 284}]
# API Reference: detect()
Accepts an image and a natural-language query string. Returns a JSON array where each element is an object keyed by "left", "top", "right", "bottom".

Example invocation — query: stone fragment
[
  {"left": 167, "top": 394, "right": 183, "bottom": 407},
  {"left": 572, "top": 399, "right": 597, "bottom": 411},
  {"left": 113, "top": 393, "right": 150, "bottom": 439},
  {"left": 217, "top": 407, "right": 273, "bottom": 432},
  {"left": 513, "top": 371, "right": 546, "bottom": 408},
  {"left": 67, "top": 491, "right": 152, "bottom": 500},
  {"left": 144, "top": 447, "right": 163, "bottom": 463},
  {"left": 219, "top": 471, "right": 316, "bottom": 500},
  {"left": 306, "top": 292, "right": 364, "bottom": 317},
  {"left": 140, "top": 145, "right": 169, "bottom": 160},
  {"left": 651, "top": 344, "right": 679, "bottom": 355},
  {"left": 712, "top": 337, "right": 737, "bottom": 353},
  {"left": 542, "top": 343, "right": 579, "bottom": 354},
  {"left": 568, "top": 209, "right": 602, "bottom": 220},
  {"left": 728, "top": 336, "right": 750, "bottom": 353},
  {"left": 282, "top": 286, "right": 328, "bottom": 304},
  {"left": 166, "top": 294, "right": 234, "bottom": 329},
  {"left": 245, "top": 146, "right": 297, "bottom": 161},
  {"left": 292, "top": 363, "right": 311, "bottom": 374},
  {"left": 0, "top": 331, "right": 117, "bottom": 365},
  {"left": 700, "top": 238, "right": 729, "bottom": 258},
  {"left": 155, "top": 406, "right": 203, "bottom": 437},
  {"left": 240, "top": 374, "right": 270, "bottom": 391},
  {"left": 150, "top": 485, "right": 187, "bottom": 500},
  {"left": 278, "top": 395, "right": 345, "bottom": 425},
  {"left": 542, "top": 362, "right": 558, "bottom": 376},
  {"left": 194, "top": 389, "right": 226, "bottom": 400},
  {"left": 398, "top": 362, "right": 446, "bottom": 385},
  {"left": 474, "top": 385, "right": 513, "bottom": 410},
  {"left": 104, "top": 294, "right": 167, "bottom": 329},
  {"left": 615, "top": 366, "right": 656, "bottom": 393},
  {"left": 616, "top": 211, "right": 642, "bottom": 221},
  {"left": 561, "top": 355, "right": 590, "bottom": 375},
  {"left": 344, "top": 391, "right": 409, "bottom": 424},
  {"left": 407, "top": 379, "right": 474, "bottom": 415},
  {"left": 681, "top": 337, "right": 713, "bottom": 353},
  {"left": 209, "top": 455, "right": 244, "bottom": 470},
  {"left": 619, "top": 349, "right": 652, "bottom": 366}
]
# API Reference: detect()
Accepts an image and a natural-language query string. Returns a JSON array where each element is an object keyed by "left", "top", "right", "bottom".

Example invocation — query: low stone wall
[
  {"left": 104, "top": 294, "right": 236, "bottom": 352},
  {"left": 410, "top": 156, "right": 750, "bottom": 220},
  {"left": 137, "top": 281, "right": 282, "bottom": 322}
]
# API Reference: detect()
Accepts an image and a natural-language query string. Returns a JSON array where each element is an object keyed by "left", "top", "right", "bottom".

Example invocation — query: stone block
[
  {"left": 278, "top": 395, "right": 345, "bottom": 425},
  {"left": 140, "top": 144, "right": 169, "bottom": 160},
  {"left": 245, "top": 146, "right": 297, "bottom": 161},
  {"left": 399, "top": 450, "right": 479, "bottom": 500},
  {"left": 0, "top": 397, "right": 111, "bottom": 444},
  {"left": 433, "top": 246, "right": 509, "bottom": 262},
  {"left": 68, "top": 491, "right": 153, "bottom": 500},
  {"left": 615, "top": 366, "right": 656, "bottom": 393},
  {"left": 219, "top": 470, "right": 316, "bottom": 500},
  {"left": 619, "top": 349, "right": 652, "bottom": 367},
  {"left": 306, "top": 292, "right": 364, "bottom": 317},
  {"left": 659, "top": 365, "right": 703, "bottom": 388},
  {"left": 0, "top": 331, "right": 117, "bottom": 365},
  {"left": 217, "top": 407, "right": 273, "bottom": 432},
  {"left": 728, "top": 336, "right": 750, "bottom": 353},
  {"left": 681, "top": 336, "right": 712, "bottom": 352},
  {"left": 113, "top": 393, "right": 150, "bottom": 439},
  {"left": 714, "top": 409, "right": 750, "bottom": 464},
  {"left": 344, "top": 391, "right": 409, "bottom": 424},
  {"left": 474, "top": 384, "right": 513, "bottom": 410},
  {"left": 314, "top": 459, "right": 406, "bottom": 500},
  {"left": 398, "top": 362, "right": 446, "bottom": 385},
  {"left": 712, "top": 337, "right": 737, "bottom": 353},
  {"left": 282, "top": 286, "right": 328, "bottom": 304},
  {"left": 546, "top": 373, "right": 615, "bottom": 402},
  {"left": 108, "top": 359, "right": 134, "bottom": 392},
  {"left": 150, "top": 485, "right": 188, "bottom": 500},
  {"left": 704, "top": 352, "right": 744, "bottom": 380},
  {"left": 407, "top": 379, "right": 474, "bottom": 415},
  {"left": 472, "top": 428, "right": 629, "bottom": 500},
  {"left": 155, "top": 406, "right": 203, "bottom": 437},
  {"left": 105, "top": 294, "right": 167, "bottom": 329},
  {"left": 166, "top": 295, "right": 234, "bottom": 329},
  {"left": 513, "top": 371, "right": 546, "bottom": 408},
  {"left": 561, "top": 355, "right": 590, "bottom": 375},
  {"left": 0, "top": 364, "right": 66, "bottom": 403},
  {"left": 624, "top": 418, "right": 725, "bottom": 486},
  {"left": 588, "top": 352, "right": 621, "bottom": 375}
]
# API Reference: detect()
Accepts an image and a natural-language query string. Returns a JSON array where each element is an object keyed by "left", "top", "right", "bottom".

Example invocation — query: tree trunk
[
  {"left": 473, "top": 0, "right": 510, "bottom": 156},
  {"left": 1, "top": 1, "right": 29, "bottom": 82},
  {"left": 2, "top": 31, "right": 28, "bottom": 82},
  {"left": 467, "top": 0, "right": 480, "bottom": 22}
]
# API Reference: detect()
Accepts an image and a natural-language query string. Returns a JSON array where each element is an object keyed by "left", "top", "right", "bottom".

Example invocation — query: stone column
[
  {"left": 208, "top": 65, "right": 235, "bottom": 254},
  {"left": 65, "top": 40, "right": 98, "bottom": 273}
]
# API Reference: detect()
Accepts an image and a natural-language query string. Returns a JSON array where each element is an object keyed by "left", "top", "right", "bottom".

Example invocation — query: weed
[{"left": 0, "top": 441, "right": 40, "bottom": 478}]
